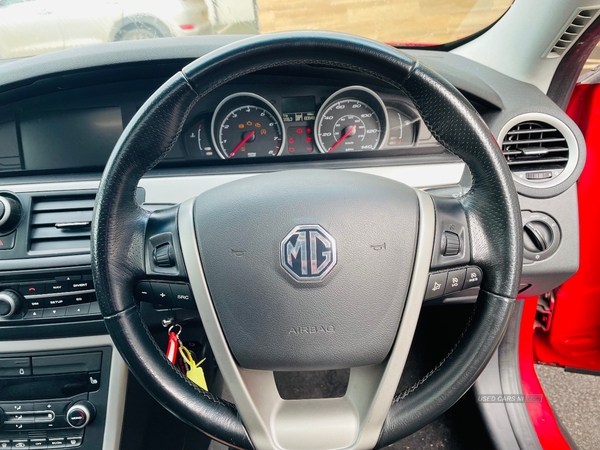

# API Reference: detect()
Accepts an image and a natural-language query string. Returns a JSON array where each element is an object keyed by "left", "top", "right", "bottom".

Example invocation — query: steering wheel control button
[
  {"left": 0, "top": 357, "right": 31, "bottom": 376},
  {"left": 441, "top": 231, "right": 460, "bottom": 256},
  {"left": 425, "top": 272, "right": 448, "bottom": 300},
  {"left": 153, "top": 243, "right": 175, "bottom": 268},
  {"left": 444, "top": 269, "right": 467, "bottom": 294},
  {"left": 149, "top": 282, "right": 174, "bottom": 307},
  {"left": 170, "top": 284, "right": 195, "bottom": 309},
  {"left": 463, "top": 267, "right": 483, "bottom": 289},
  {"left": 134, "top": 282, "right": 154, "bottom": 303}
]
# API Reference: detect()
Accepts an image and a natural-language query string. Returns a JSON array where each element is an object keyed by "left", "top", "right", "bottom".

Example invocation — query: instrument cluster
[{"left": 182, "top": 85, "right": 432, "bottom": 161}]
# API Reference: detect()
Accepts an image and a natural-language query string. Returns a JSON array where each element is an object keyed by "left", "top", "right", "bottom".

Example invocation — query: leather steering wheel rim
[{"left": 91, "top": 31, "right": 522, "bottom": 449}]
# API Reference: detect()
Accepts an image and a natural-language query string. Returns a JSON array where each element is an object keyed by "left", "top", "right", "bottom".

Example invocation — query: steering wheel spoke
[
  {"left": 131, "top": 205, "right": 198, "bottom": 311},
  {"left": 177, "top": 190, "right": 436, "bottom": 450},
  {"left": 423, "top": 194, "right": 483, "bottom": 302}
]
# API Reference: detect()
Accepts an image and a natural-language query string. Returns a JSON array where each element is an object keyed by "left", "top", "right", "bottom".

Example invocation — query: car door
[{"left": 0, "top": 0, "right": 64, "bottom": 58}]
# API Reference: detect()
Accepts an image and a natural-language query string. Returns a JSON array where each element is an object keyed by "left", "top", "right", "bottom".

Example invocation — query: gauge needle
[
  {"left": 328, "top": 125, "right": 356, "bottom": 153},
  {"left": 229, "top": 131, "right": 256, "bottom": 158}
]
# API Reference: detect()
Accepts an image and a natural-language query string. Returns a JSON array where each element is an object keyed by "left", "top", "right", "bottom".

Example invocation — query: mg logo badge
[{"left": 280, "top": 225, "right": 337, "bottom": 282}]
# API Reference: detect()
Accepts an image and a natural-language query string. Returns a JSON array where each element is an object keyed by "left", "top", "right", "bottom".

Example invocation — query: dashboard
[
  {"left": 0, "top": 69, "right": 446, "bottom": 176},
  {"left": 0, "top": 36, "right": 587, "bottom": 450}
]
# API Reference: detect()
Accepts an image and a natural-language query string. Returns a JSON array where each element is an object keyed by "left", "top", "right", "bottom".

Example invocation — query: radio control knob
[
  {"left": 0, "top": 195, "right": 21, "bottom": 234},
  {"left": 66, "top": 401, "right": 96, "bottom": 429},
  {"left": 0, "top": 290, "right": 22, "bottom": 318}
]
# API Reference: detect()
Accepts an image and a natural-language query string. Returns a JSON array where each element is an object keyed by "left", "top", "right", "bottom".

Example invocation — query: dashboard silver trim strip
[
  {"left": 0, "top": 163, "right": 465, "bottom": 202},
  {"left": 24, "top": 289, "right": 95, "bottom": 299}
]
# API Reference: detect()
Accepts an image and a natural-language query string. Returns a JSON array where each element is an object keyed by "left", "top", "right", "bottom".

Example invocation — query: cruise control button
[
  {"left": 444, "top": 268, "right": 467, "bottom": 295},
  {"left": 425, "top": 272, "right": 448, "bottom": 300},
  {"left": 42, "top": 307, "right": 67, "bottom": 318},
  {"left": 150, "top": 282, "right": 174, "bottom": 307},
  {"left": 463, "top": 266, "right": 483, "bottom": 289},
  {"left": 134, "top": 282, "right": 154, "bottom": 303},
  {"left": 170, "top": 284, "right": 195, "bottom": 309}
]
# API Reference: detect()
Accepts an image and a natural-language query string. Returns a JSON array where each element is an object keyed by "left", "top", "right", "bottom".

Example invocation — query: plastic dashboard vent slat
[
  {"left": 501, "top": 121, "right": 570, "bottom": 174},
  {"left": 29, "top": 193, "right": 95, "bottom": 253}
]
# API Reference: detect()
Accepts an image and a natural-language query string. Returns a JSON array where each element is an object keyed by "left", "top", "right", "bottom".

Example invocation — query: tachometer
[
  {"left": 212, "top": 93, "right": 285, "bottom": 159},
  {"left": 315, "top": 87, "right": 387, "bottom": 153}
]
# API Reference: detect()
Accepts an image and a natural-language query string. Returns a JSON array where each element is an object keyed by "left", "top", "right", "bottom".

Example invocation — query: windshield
[{"left": 0, "top": 0, "right": 513, "bottom": 60}]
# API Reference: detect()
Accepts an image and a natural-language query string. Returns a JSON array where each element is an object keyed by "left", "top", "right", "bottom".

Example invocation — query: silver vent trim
[
  {"left": 498, "top": 113, "right": 579, "bottom": 189},
  {"left": 544, "top": 7, "right": 600, "bottom": 58}
]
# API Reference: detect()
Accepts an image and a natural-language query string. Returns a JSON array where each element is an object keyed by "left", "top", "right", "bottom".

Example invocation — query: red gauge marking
[
  {"left": 229, "top": 131, "right": 255, "bottom": 158},
  {"left": 328, "top": 125, "right": 356, "bottom": 153}
]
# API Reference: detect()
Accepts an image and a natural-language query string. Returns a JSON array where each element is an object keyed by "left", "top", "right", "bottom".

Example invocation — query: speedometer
[{"left": 315, "top": 86, "right": 387, "bottom": 153}]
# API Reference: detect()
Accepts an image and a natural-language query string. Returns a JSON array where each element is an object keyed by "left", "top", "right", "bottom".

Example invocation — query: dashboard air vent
[
  {"left": 29, "top": 193, "right": 95, "bottom": 253},
  {"left": 499, "top": 114, "right": 578, "bottom": 189},
  {"left": 545, "top": 8, "right": 600, "bottom": 58}
]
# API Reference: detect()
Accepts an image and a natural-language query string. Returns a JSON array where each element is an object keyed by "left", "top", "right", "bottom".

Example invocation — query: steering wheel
[{"left": 91, "top": 32, "right": 522, "bottom": 449}]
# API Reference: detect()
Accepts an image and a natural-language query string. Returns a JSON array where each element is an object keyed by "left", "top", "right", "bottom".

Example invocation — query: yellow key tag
[{"left": 179, "top": 345, "right": 208, "bottom": 391}]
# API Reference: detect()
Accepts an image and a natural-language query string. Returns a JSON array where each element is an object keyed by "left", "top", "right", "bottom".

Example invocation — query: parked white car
[{"left": 0, "top": 0, "right": 212, "bottom": 58}]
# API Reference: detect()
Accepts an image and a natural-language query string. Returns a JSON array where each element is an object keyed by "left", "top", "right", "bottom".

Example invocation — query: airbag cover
[{"left": 193, "top": 169, "right": 419, "bottom": 370}]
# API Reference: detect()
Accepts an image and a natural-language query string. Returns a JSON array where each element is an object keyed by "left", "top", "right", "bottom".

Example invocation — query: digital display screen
[
  {"left": 281, "top": 96, "right": 316, "bottom": 123},
  {"left": 21, "top": 107, "right": 123, "bottom": 171}
]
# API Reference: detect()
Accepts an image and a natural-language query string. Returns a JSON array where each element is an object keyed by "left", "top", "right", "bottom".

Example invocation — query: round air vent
[{"left": 498, "top": 113, "right": 579, "bottom": 189}]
